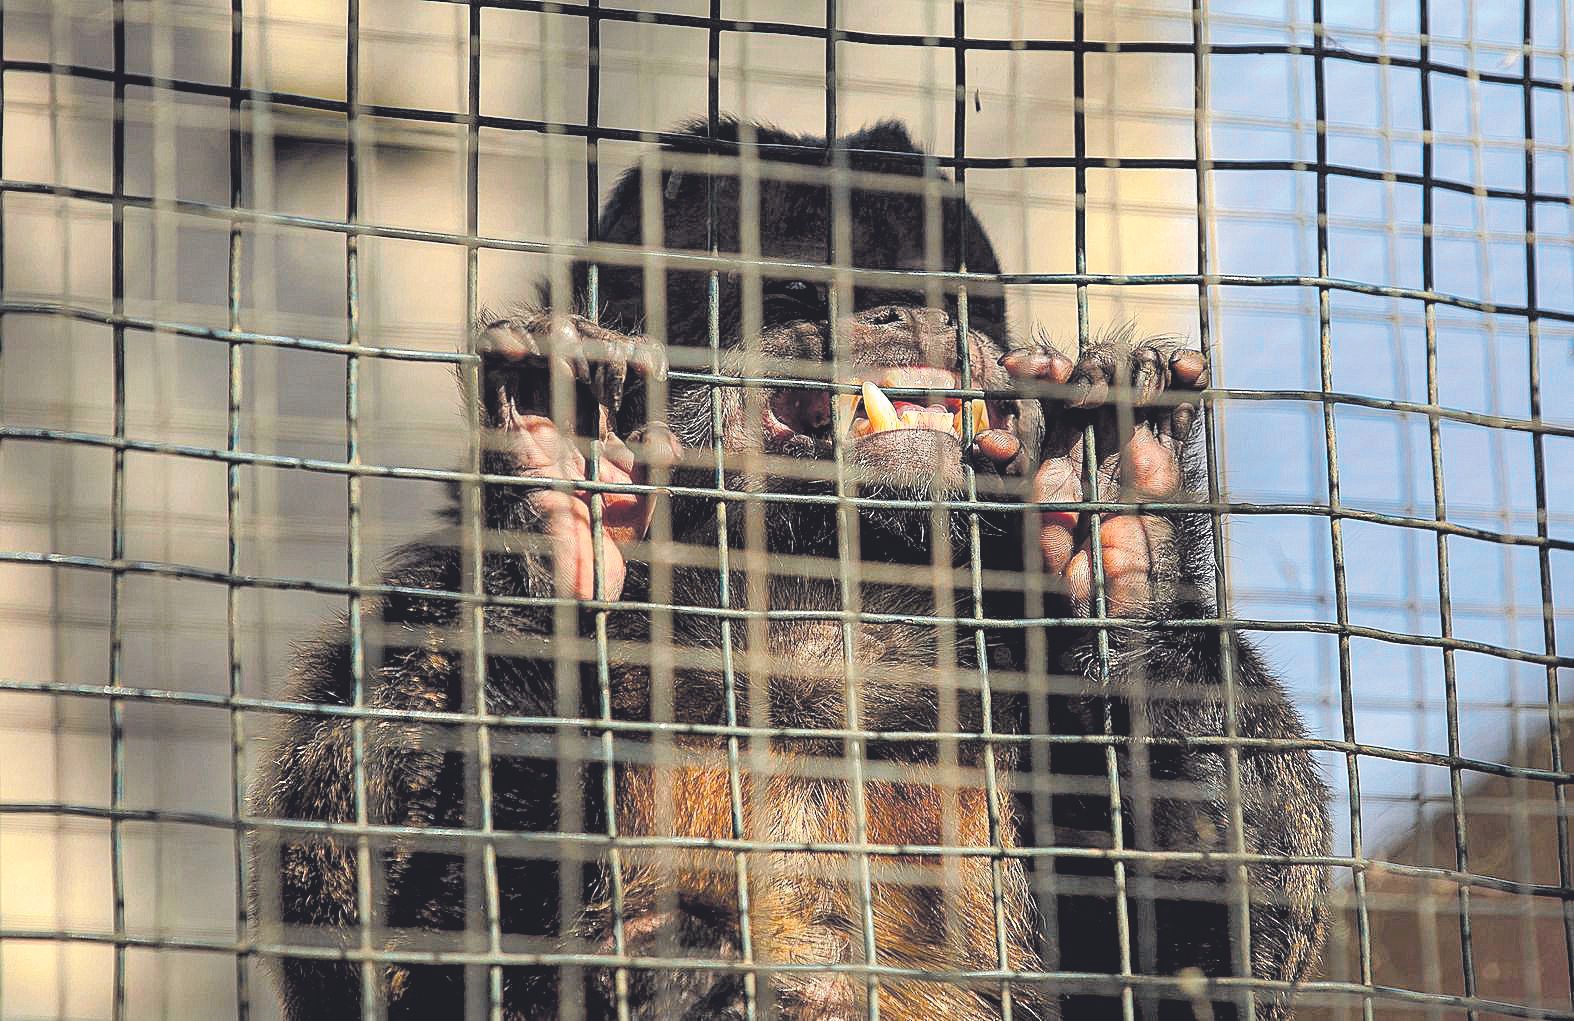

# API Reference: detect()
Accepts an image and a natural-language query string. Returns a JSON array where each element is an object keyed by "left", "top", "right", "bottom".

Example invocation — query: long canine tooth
[
  {"left": 862, "top": 380, "right": 900, "bottom": 432},
  {"left": 969, "top": 399, "right": 990, "bottom": 435}
]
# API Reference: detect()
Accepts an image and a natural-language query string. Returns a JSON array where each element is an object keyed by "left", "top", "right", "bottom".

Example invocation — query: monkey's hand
[
  {"left": 476, "top": 313, "right": 680, "bottom": 601},
  {"left": 1005, "top": 337, "right": 1208, "bottom": 617}
]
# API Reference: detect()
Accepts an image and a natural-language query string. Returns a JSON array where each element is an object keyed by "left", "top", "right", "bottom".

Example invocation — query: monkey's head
[{"left": 567, "top": 119, "right": 1044, "bottom": 546}]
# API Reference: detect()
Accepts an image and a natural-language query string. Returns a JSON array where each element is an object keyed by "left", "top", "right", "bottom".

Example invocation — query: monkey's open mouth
[
  {"left": 757, "top": 366, "right": 1013, "bottom": 471},
  {"left": 834, "top": 368, "right": 994, "bottom": 441}
]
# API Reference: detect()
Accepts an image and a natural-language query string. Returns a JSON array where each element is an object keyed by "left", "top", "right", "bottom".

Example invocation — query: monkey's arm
[
  {"left": 252, "top": 312, "right": 677, "bottom": 1019},
  {"left": 252, "top": 542, "right": 595, "bottom": 1019},
  {"left": 257, "top": 308, "right": 677, "bottom": 838},
  {"left": 1012, "top": 337, "right": 1330, "bottom": 1014},
  {"left": 1066, "top": 582, "right": 1332, "bottom": 1007},
  {"left": 471, "top": 312, "right": 680, "bottom": 601}
]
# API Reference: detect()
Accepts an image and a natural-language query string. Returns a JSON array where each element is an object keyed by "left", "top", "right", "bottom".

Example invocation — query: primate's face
[
  {"left": 714, "top": 283, "right": 1038, "bottom": 503},
  {"left": 696, "top": 181, "right": 1037, "bottom": 503},
  {"left": 610, "top": 157, "right": 1043, "bottom": 516}
]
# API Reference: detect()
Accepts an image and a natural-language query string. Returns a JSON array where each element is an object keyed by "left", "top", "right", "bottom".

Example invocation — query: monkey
[{"left": 252, "top": 118, "right": 1330, "bottom": 1021}]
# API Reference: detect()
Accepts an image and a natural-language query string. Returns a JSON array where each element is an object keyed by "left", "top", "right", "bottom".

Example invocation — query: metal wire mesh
[{"left": 1, "top": 1, "right": 1572, "bottom": 1019}]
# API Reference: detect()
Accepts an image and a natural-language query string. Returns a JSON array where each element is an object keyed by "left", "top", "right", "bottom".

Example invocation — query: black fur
[{"left": 252, "top": 118, "right": 1329, "bottom": 1020}]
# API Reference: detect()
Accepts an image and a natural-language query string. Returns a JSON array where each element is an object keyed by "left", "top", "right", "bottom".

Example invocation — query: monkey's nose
[{"left": 858, "top": 305, "right": 908, "bottom": 327}]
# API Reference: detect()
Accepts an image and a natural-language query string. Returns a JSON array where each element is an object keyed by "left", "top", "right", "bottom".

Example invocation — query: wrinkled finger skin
[
  {"left": 1001, "top": 333, "right": 1329, "bottom": 1021},
  {"left": 477, "top": 312, "right": 680, "bottom": 600},
  {"left": 1006, "top": 336, "right": 1208, "bottom": 617}
]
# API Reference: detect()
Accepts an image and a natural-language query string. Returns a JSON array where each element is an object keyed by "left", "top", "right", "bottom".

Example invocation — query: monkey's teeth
[
  {"left": 969, "top": 399, "right": 990, "bottom": 435},
  {"left": 862, "top": 381, "right": 901, "bottom": 432},
  {"left": 848, "top": 380, "right": 986, "bottom": 439}
]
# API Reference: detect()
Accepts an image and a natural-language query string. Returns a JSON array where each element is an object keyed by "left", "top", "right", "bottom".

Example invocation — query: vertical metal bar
[
  {"left": 589, "top": 372, "right": 630, "bottom": 1021},
  {"left": 1519, "top": 0, "right": 1574, "bottom": 1003},
  {"left": 728, "top": 83, "right": 770, "bottom": 971},
  {"left": 1309, "top": 4, "right": 1372, "bottom": 1018},
  {"left": 0, "top": 0, "right": 5, "bottom": 966},
  {"left": 926, "top": 0, "right": 964, "bottom": 995},
  {"left": 704, "top": 8, "right": 761, "bottom": 1019},
  {"left": 1005, "top": 1, "right": 1061, "bottom": 990},
  {"left": 342, "top": 3, "right": 376, "bottom": 1016},
  {"left": 572, "top": 5, "right": 601, "bottom": 1018},
  {"left": 586, "top": 0, "right": 600, "bottom": 256},
  {"left": 460, "top": 6, "right": 505, "bottom": 1020},
  {"left": 0, "top": 0, "right": 5, "bottom": 724},
  {"left": 1381, "top": 12, "right": 1446, "bottom": 1008},
  {"left": 1071, "top": 4, "right": 1135, "bottom": 1017},
  {"left": 585, "top": 278, "right": 630, "bottom": 1006},
  {"left": 621, "top": 113, "right": 668, "bottom": 1021},
  {"left": 950, "top": 3, "right": 1018, "bottom": 1017},
  {"left": 819, "top": 8, "right": 879, "bottom": 1019},
  {"left": 226, "top": 1, "right": 252, "bottom": 1018},
  {"left": 699, "top": 27, "right": 731, "bottom": 1019},
  {"left": 702, "top": 275, "right": 756, "bottom": 1021},
  {"left": 0, "top": 30, "right": 7, "bottom": 1019},
  {"left": 1188, "top": 6, "right": 1261, "bottom": 1018},
  {"left": 1415, "top": 5, "right": 1477, "bottom": 1014},
  {"left": 108, "top": 1, "right": 129, "bottom": 1016},
  {"left": 585, "top": 25, "right": 627, "bottom": 1014}
]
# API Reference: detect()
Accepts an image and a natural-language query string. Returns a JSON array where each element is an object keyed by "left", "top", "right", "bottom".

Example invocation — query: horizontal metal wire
[
  {"left": 6, "top": 923, "right": 1569, "bottom": 1021},
  {"left": 26, "top": 5, "right": 1573, "bottom": 93},
  {"left": 6, "top": 547, "right": 1570, "bottom": 667},
  {"left": 6, "top": 673, "right": 1571, "bottom": 783},
  {"left": 7, "top": 421, "right": 1573, "bottom": 535},
  {"left": 7, "top": 173, "right": 1574, "bottom": 321}
]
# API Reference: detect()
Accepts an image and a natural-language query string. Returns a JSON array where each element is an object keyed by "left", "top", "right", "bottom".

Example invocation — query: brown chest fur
[{"left": 598, "top": 736, "right": 1042, "bottom": 1020}]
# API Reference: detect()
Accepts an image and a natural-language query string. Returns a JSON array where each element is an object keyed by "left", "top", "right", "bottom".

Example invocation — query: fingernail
[
  {"left": 635, "top": 423, "right": 681, "bottom": 464},
  {"left": 1170, "top": 349, "right": 1207, "bottom": 383},
  {"left": 1042, "top": 509, "right": 1079, "bottom": 533},
  {"left": 972, "top": 430, "right": 1021, "bottom": 464},
  {"left": 1000, "top": 352, "right": 1047, "bottom": 377}
]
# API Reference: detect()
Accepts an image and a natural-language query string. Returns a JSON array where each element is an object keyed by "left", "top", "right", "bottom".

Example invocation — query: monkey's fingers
[
  {"left": 1061, "top": 515, "right": 1162, "bottom": 615},
  {"left": 587, "top": 334, "right": 668, "bottom": 420},
  {"left": 1055, "top": 426, "right": 1189, "bottom": 615},
  {"left": 1151, "top": 350, "right": 1206, "bottom": 444},
  {"left": 506, "top": 419, "right": 608, "bottom": 599},
  {"left": 606, "top": 424, "right": 683, "bottom": 548},
  {"left": 475, "top": 313, "right": 668, "bottom": 438},
  {"left": 1035, "top": 426, "right": 1187, "bottom": 614},
  {"left": 970, "top": 428, "right": 1021, "bottom": 469},
  {"left": 555, "top": 497, "right": 630, "bottom": 602},
  {"left": 999, "top": 349, "right": 1075, "bottom": 394},
  {"left": 1031, "top": 342, "right": 1208, "bottom": 412},
  {"left": 1169, "top": 348, "right": 1208, "bottom": 389},
  {"left": 513, "top": 415, "right": 587, "bottom": 478},
  {"left": 546, "top": 425, "right": 680, "bottom": 597},
  {"left": 1118, "top": 426, "right": 1183, "bottom": 499},
  {"left": 1034, "top": 454, "right": 1083, "bottom": 576}
]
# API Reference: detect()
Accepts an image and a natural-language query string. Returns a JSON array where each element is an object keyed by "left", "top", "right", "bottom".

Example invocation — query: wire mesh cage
[{"left": 2, "top": 1, "right": 1572, "bottom": 1020}]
